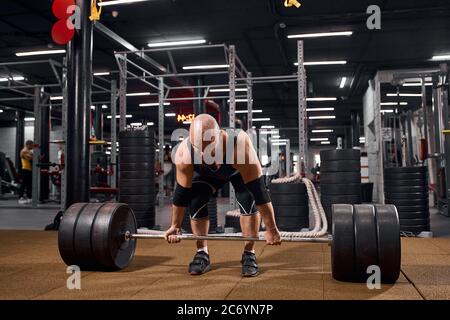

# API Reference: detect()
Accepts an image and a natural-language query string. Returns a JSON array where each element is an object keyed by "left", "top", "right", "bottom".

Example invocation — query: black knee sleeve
[
  {"left": 235, "top": 191, "right": 257, "bottom": 216},
  {"left": 245, "top": 176, "right": 271, "bottom": 206}
]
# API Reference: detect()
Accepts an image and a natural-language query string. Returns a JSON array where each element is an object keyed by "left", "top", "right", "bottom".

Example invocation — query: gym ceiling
[{"left": 0, "top": 0, "right": 449, "bottom": 145}]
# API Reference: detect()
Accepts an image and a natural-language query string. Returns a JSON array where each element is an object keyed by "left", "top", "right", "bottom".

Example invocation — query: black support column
[
  {"left": 350, "top": 111, "right": 361, "bottom": 148},
  {"left": 194, "top": 77, "right": 205, "bottom": 115},
  {"left": 39, "top": 102, "right": 50, "bottom": 201},
  {"left": 65, "top": 0, "right": 93, "bottom": 208},
  {"left": 94, "top": 105, "right": 103, "bottom": 151},
  {"left": 15, "top": 111, "right": 25, "bottom": 169}
]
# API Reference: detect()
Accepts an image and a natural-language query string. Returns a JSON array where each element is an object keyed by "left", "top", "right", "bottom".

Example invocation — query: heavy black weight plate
[
  {"left": 119, "top": 130, "right": 154, "bottom": 139},
  {"left": 385, "top": 198, "right": 428, "bottom": 206},
  {"left": 394, "top": 205, "right": 429, "bottom": 213},
  {"left": 120, "top": 195, "right": 155, "bottom": 203},
  {"left": 91, "top": 203, "right": 137, "bottom": 270},
  {"left": 385, "top": 192, "right": 429, "bottom": 200},
  {"left": 320, "top": 172, "right": 361, "bottom": 184},
  {"left": 321, "top": 160, "right": 360, "bottom": 172},
  {"left": 58, "top": 203, "right": 89, "bottom": 266},
  {"left": 399, "top": 218, "right": 430, "bottom": 226},
  {"left": 384, "top": 172, "right": 426, "bottom": 181},
  {"left": 120, "top": 154, "right": 155, "bottom": 163},
  {"left": 120, "top": 171, "right": 154, "bottom": 179},
  {"left": 120, "top": 163, "right": 153, "bottom": 171},
  {"left": 384, "top": 166, "right": 427, "bottom": 174},
  {"left": 120, "top": 186, "right": 155, "bottom": 195},
  {"left": 374, "top": 205, "right": 401, "bottom": 283},
  {"left": 73, "top": 203, "right": 104, "bottom": 268},
  {"left": 118, "top": 138, "right": 154, "bottom": 147},
  {"left": 321, "top": 183, "right": 361, "bottom": 196},
  {"left": 331, "top": 204, "right": 355, "bottom": 281},
  {"left": 276, "top": 216, "right": 309, "bottom": 231},
  {"left": 120, "top": 179, "right": 154, "bottom": 188},
  {"left": 398, "top": 211, "right": 429, "bottom": 219},
  {"left": 274, "top": 205, "right": 309, "bottom": 218},
  {"left": 383, "top": 179, "right": 427, "bottom": 187},
  {"left": 320, "top": 149, "right": 360, "bottom": 161},
  {"left": 400, "top": 225, "right": 430, "bottom": 233},
  {"left": 120, "top": 146, "right": 155, "bottom": 155},
  {"left": 385, "top": 186, "right": 428, "bottom": 194},
  {"left": 269, "top": 183, "right": 307, "bottom": 194},
  {"left": 321, "top": 195, "right": 361, "bottom": 206},
  {"left": 353, "top": 205, "right": 378, "bottom": 281},
  {"left": 271, "top": 194, "right": 308, "bottom": 206}
]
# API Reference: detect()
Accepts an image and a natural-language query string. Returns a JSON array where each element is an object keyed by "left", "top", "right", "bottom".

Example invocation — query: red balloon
[
  {"left": 51, "top": 19, "right": 75, "bottom": 45},
  {"left": 52, "top": 0, "right": 76, "bottom": 19}
]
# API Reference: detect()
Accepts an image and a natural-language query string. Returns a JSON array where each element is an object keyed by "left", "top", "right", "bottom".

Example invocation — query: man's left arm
[{"left": 233, "top": 133, "right": 281, "bottom": 245}]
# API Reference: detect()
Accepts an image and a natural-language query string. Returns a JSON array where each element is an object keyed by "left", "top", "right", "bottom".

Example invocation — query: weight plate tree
[
  {"left": 384, "top": 166, "right": 430, "bottom": 234},
  {"left": 119, "top": 129, "right": 156, "bottom": 228},
  {"left": 58, "top": 202, "right": 401, "bottom": 284},
  {"left": 320, "top": 149, "right": 362, "bottom": 232},
  {"left": 269, "top": 182, "right": 309, "bottom": 231}
]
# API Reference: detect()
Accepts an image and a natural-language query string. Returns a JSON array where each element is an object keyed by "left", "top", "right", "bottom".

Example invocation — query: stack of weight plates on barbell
[
  {"left": 181, "top": 197, "right": 218, "bottom": 233},
  {"left": 269, "top": 182, "right": 309, "bottom": 231},
  {"left": 384, "top": 166, "right": 430, "bottom": 234},
  {"left": 320, "top": 149, "right": 362, "bottom": 233},
  {"left": 118, "top": 129, "right": 156, "bottom": 229},
  {"left": 225, "top": 211, "right": 241, "bottom": 231}
]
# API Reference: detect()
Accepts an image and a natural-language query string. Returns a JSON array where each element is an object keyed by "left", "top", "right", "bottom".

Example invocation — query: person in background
[{"left": 18, "top": 140, "right": 34, "bottom": 204}]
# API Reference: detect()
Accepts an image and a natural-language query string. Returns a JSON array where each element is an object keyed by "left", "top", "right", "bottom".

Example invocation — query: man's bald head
[{"left": 189, "top": 114, "right": 220, "bottom": 151}]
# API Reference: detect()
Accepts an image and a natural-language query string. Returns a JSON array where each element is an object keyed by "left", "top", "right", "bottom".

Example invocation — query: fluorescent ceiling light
[
  {"left": 148, "top": 39, "right": 206, "bottom": 48},
  {"left": 402, "top": 82, "right": 432, "bottom": 87},
  {"left": 0, "top": 110, "right": 3, "bottom": 113},
  {"left": 381, "top": 110, "right": 394, "bottom": 113},
  {"left": 272, "top": 142, "right": 287, "bottom": 146},
  {"left": 147, "top": 122, "right": 155, "bottom": 126},
  {"left": 94, "top": 72, "right": 110, "bottom": 76},
  {"left": 271, "top": 139, "right": 289, "bottom": 143},
  {"left": 380, "top": 102, "right": 408, "bottom": 106},
  {"left": 0, "top": 76, "right": 25, "bottom": 82},
  {"left": 261, "top": 126, "right": 276, "bottom": 129},
  {"left": 310, "top": 138, "right": 329, "bottom": 142},
  {"left": 431, "top": 55, "right": 450, "bottom": 61},
  {"left": 306, "top": 108, "right": 335, "bottom": 112},
  {"left": 127, "top": 92, "right": 151, "bottom": 97},
  {"left": 183, "top": 64, "right": 229, "bottom": 70},
  {"left": 306, "top": 97, "right": 337, "bottom": 102},
  {"left": 107, "top": 115, "right": 133, "bottom": 119},
  {"left": 339, "top": 77, "right": 347, "bottom": 89},
  {"left": 252, "top": 118, "right": 271, "bottom": 122},
  {"left": 183, "top": 121, "right": 192, "bottom": 125},
  {"left": 321, "top": 141, "right": 331, "bottom": 145},
  {"left": 16, "top": 49, "right": 66, "bottom": 57},
  {"left": 98, "top": 0, "right": 150, "bottom": 6},
  {"left": 235, "top": 109, "right": 263, "bottom": 114},
  {"left": 288, "top": 31, "right": 353, "bottom": 39},
  {"left": 165, "top": 113, "right": 176, "bottom": 117},
  {"left": 25, "top": 117, "right": 35, "bottom": 121},
  {"left": 130, "top": 122, "right": 142, "bottom": 126},
  {"left": 102, "top": 105, "right": 108, "bottom": 109},
  {"left": 308, "top": 116, "right": 336, "bottom": 120},
  {"left": 273, "top": 135, "right": 281, "bottom": 139},
  {"left": 295, "top": 61, "right": 347, "bottom": 66},
  {"left": 312, "top": 129, "right": 333, "bottom": 133},
  {"left": 210, "top": 88, "right": 248, "bottom": 93},
  {"left": 139, "top": 102, "right": 171, "bottom": 107},
  {"left": 91, "top": 106, "right": 95, "bottom": 110},
  {"left": 50, "top": 96, "right": 63, "bottom": 101},
  {"left": 386, "top": 93, "right": 422, "bottom": 97}
]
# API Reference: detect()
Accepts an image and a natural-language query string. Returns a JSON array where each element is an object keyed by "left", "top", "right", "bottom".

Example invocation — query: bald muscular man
[{"left": 164, "top": 114, "right": 281, "bottom": 277}]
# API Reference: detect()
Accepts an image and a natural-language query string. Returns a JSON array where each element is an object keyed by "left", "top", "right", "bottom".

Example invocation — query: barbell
[{"left": 57, "top": 202, "right": 401, "bottom": 283}]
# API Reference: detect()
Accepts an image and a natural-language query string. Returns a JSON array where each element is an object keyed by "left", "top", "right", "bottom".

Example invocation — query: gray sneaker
[{"left": 188, "top": 251, "right": 211, "bottom": 275}]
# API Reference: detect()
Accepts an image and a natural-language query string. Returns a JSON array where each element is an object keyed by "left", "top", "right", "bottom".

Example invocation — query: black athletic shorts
[{"left": 188, "top": 173, "right": 258, "bottom": 220}]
